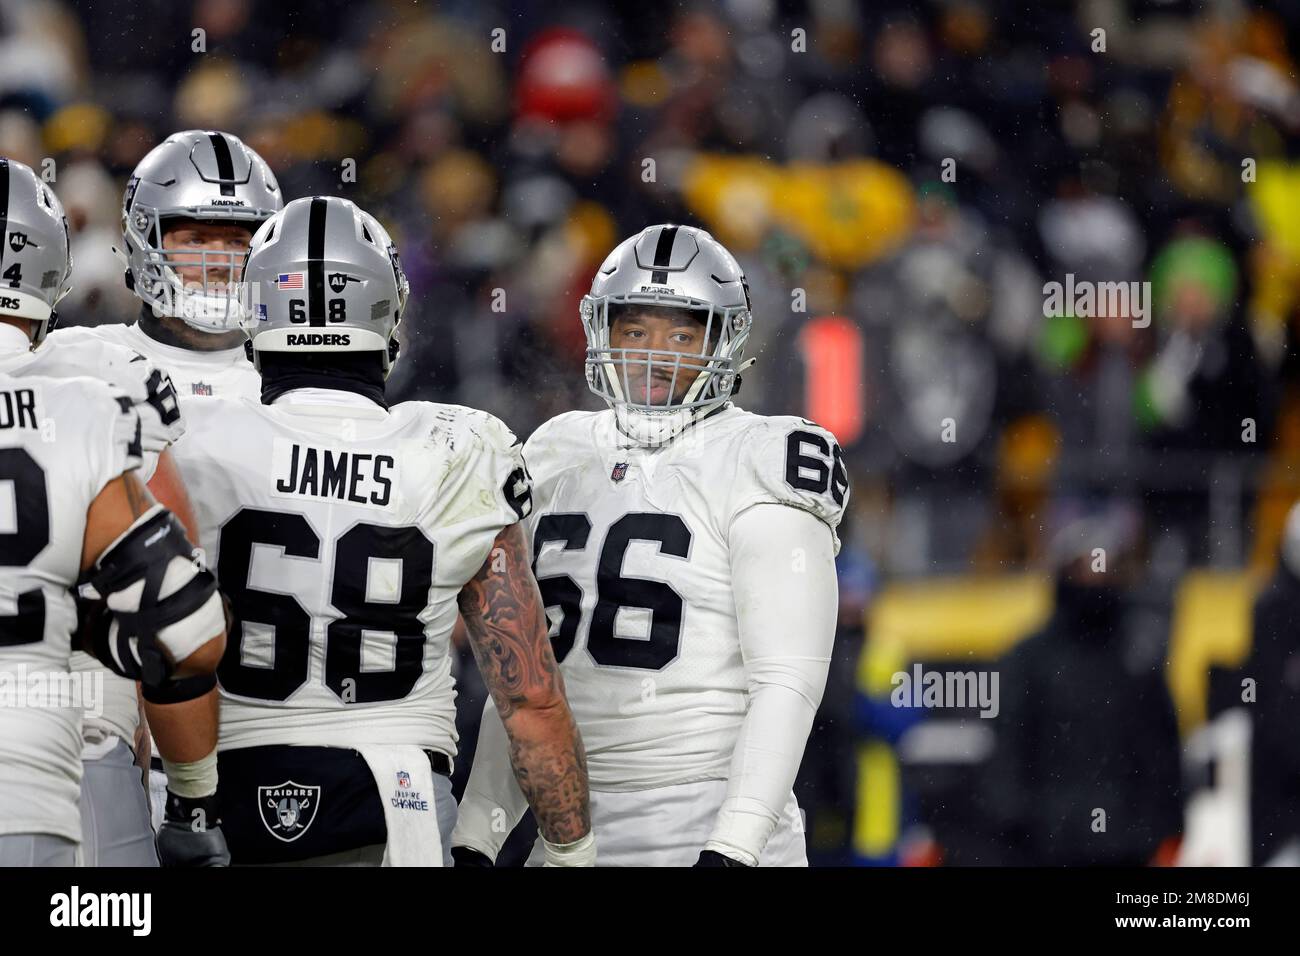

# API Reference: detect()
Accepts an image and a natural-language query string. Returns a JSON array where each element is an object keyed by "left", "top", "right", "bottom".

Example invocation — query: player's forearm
[
  {"left": 499, "top": 694, "right": 590, "bottom": 845},
  {"left": 707, "top": 679, "right": 825, "bottom": 864},
  {"left": 711, "top": 504, "right": 837, "bottom": 864},
  {"left": 459, "top": 523, "right": 592, "bottom": 846},
  {"left": 146, "top": 448, "right": 201, "bottom": 547},
  {"left": 451, "top": 697, "right": 532, "bottom": 859},
  {"left": 468, "top": 611, "right": 591, "bottom": 845},
  {"left": 143, "top": 688, "right": 218, "bottom": 765}
]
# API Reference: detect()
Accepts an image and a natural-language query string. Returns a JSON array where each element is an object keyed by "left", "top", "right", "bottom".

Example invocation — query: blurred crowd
[{"left": 4, "top": 0, "right": 1300, "bottom": 865}]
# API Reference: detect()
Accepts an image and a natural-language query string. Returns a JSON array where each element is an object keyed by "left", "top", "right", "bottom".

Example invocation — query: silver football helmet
[
  {"left": 121, "top": 129, "right": 282, "bottom": 333},
  {"left": 241, "top": 196, "right": 409, "bottom": 375},
  {"left": 0, "top": 157, "right": 72, "bottom": 346},
  {"left": 582, "top": 224, "right": 753, "bottom": 445}
]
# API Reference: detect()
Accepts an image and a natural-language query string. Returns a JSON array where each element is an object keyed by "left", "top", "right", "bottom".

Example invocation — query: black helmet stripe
[
  {"left": 207, "top": 132, "right": 236, "bottom": 197},
  {"left": 649, "top": 224, "right": 678, "bottom": 284},
  {"left": 0, "top": 158, "right": 9, "bottom": 274},
  {"left": 307, "top": 197, "right": 327, "bottom": 327}
]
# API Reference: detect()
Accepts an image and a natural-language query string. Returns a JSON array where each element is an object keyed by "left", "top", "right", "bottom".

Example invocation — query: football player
[
  {"left": 172, "top": 195, "right": 592, "bottom": 866},
  {"left": 45, "top": 129, "right": 283, "bottom": 832},
  {"left": 0, "top": 367, "right": 227, "bottom": 865},
  {"left": 451, "top": 224, "right": 846, "bottom": 866},
  {"left": 0, "top": 156, "right": 212, "bottom": 866},
  {"left": 48, "top": 128, "right": 282, "bottom": 401}
]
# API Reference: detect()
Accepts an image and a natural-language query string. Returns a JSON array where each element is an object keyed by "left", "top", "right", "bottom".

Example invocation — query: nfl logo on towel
[{"left": 397, "top": 770, "right": 411, "bottom": 789}]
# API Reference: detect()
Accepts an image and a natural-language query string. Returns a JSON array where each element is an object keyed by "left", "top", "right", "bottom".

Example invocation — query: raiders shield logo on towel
[{"left": 259, "top": 781, "right": 321, "bottom": 842}]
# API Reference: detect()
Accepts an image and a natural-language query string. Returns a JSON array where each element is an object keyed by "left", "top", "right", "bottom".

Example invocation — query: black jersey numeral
[
  {"left": 0, "top": 447, "right": 49, "bottom": 646},
  {"left": 217, "top": 508, "right": 434, "bottom": 703},
  {"left": 784, "top": 429, "right": 847, "bottom": 506},
  {"left": 533, "top": 512, "right": 690, "bottom": 670}
]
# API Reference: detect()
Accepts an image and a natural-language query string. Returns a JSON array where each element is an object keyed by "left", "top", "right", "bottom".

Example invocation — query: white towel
[{"left": 356, "top": 745, "right": 443, "bottom": 867}]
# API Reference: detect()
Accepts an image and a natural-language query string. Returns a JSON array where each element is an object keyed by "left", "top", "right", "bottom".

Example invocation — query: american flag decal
[{"left": 277, "top": 272, "right": 304, "bottom": 290}]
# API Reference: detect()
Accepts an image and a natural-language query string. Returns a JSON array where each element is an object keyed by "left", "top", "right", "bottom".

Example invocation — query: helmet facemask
[
  {"left": 123, "top": 203, "right": 270, "bottom": 333},
  {"left": 583, "top": 292, "right": 752, "bottom": 447}
]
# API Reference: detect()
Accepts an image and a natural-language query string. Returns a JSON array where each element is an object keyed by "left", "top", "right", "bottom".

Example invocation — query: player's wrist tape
[
  {"left": 142, "top": 671, "right": 217, "bottom": 705},
  {"left": 161, "top": 748, "right": 218, "bottom": 800},
  {"left": 541, "top": 830, "right": 596, "bottom": 867}
]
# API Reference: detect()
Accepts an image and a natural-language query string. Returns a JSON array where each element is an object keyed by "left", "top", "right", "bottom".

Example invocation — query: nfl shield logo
[
  {"left": 258, "top": 781, "right": 321, "bottom": 843},
  {"left": 611, "top": 462, "right": 629, "bottom": 483},
  {"left": 192, "top": 382, "right": 213, "bottom": 396},
  {"left": 397, "top": 770, "right": 411, "bottom": 789}
]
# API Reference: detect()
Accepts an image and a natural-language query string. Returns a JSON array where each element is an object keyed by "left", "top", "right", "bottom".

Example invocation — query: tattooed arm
[{"left": 457, "top": 523, "right": 591, "bottom": 848}]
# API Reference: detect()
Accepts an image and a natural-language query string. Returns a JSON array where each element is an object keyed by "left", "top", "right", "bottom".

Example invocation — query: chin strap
[{"left": 732, "top": 357, "right": 757, "bottom": 399}]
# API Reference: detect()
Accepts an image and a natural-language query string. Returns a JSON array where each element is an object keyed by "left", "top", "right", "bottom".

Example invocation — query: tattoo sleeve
[{"left": 458, "top": 523, "right": 590, "bottom": 844}]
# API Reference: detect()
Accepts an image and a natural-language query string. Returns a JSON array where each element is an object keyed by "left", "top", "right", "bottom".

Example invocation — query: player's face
[
  {"left": 610, "top": 307, "right": 708, "bottom": 406},
  {"left": 161, "top": 219, "right": 253, "bottom": 291}
]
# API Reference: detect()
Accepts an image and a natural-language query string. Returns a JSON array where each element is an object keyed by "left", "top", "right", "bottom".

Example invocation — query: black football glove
[
  {"left": 451, "top": 845, "right": 495, "bottom": 867},
  {"left": 694, "top": 849, "right": 751, "bottom": 867},
  {"left": 156, "top": 792, "right": 230, "bottom": 867}
]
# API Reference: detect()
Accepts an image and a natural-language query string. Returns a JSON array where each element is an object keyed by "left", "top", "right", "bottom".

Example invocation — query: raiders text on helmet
[
  {"left": 582, "top": 223, "right": 753, "bottom": 445},
  {"left": 0, "top": 157, "right": 73, "bottom": 346},
  {"left": 241, "top": 196, "right": 409, "bottom": 375},
  {"left": 121, "top": 130, "right": 282, "bottom": 333}
]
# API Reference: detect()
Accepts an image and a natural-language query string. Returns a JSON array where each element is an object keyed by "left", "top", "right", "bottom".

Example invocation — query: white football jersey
[
  {"left": 522, "top": 404, "right": 847, "bottom": 790},
  {"left": 49, "top": 321, "right": 260, "bottom": 403},
  {"left": 172, "top": 389, "right": 531, "bottom": 754},
  {"left": 0, "top": 328, "right": 186, "bottom": 750},
  {"left": 0, "top": 372, "right": 142, "bottom": 841}
]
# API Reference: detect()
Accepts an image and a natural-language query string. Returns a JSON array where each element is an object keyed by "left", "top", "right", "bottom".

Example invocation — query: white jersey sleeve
[
  {"left": 725, "top": 416, "right": 849, "bottom": 554},
  {"left": 103, "top": 354, "right": 183, "bottom": 475},
  {"left": 449, "top": 696, "right": 530, "bottom": 860},
  {"left": 427, "top": 407, "right": 533, "bottom": 582},
  {"left": 705, "top": 503, "right": 837, "bottom": 865},
  {"left": 76, "top": 378, "right": 147, "bottom": 503}
]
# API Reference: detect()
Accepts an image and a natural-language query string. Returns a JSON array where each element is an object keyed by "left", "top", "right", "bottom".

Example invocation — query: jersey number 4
[
  {"left": 533, "top": 512, "right": 690, "bottom": 670},
  {"left": 217, "top": 508, "right": 434, "bottom": 703}
]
